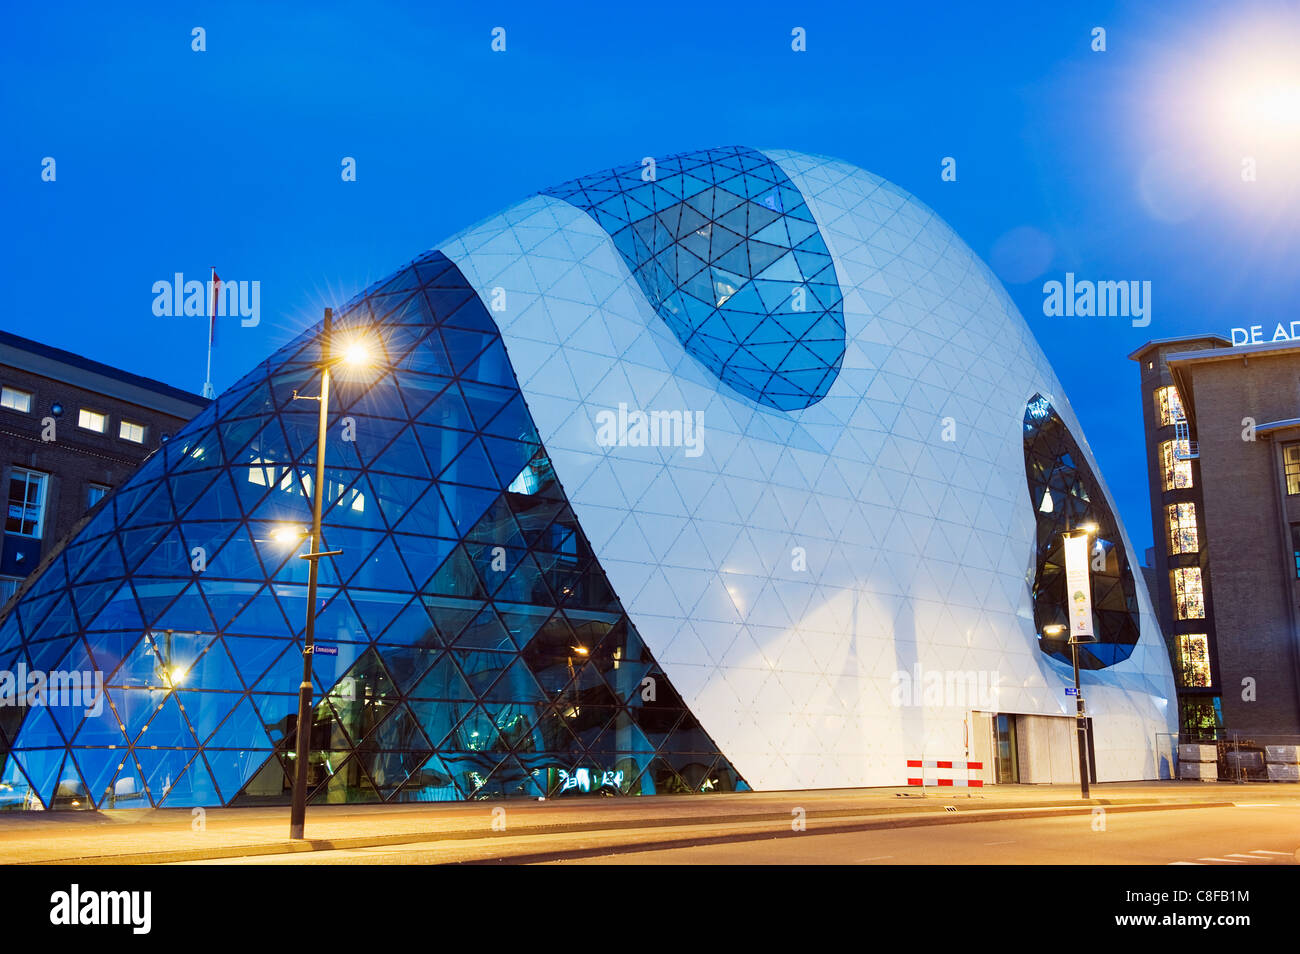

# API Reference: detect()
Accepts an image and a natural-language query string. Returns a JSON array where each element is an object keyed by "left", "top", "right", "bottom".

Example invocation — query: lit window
[
  {"left": 78, "top": 408, "right": 107, "bottom": 433},
  {"left": 1167, "top": 502, "right": 1199, "bottom": 554},
  {"left": 1, "top": 387, "right": 32, "bottom": 413},
  {"left": 1292, "top": 524, "right": 1300, "bottom": 579},
  {"left": 1285, "top": 444, "right": 1300, "bottom": 496},
  {"left": 1178, "top": 634, "right": 1212, "bottom": 688},
  {"left": 1160, "top": 440, "right": 1193, "bottom": 490},
  {"left": 1154, "top": 386, "right": 1184, "bottom": 427},
  {"left": 1172, "top": 567, "right": 1206, "bottom": 620},
  {"left": 87, "top": 483, "right": 110, "bottom": 509},
  {"left": 5, "top": 468, "right": 48, "bottom": 538},
  {"left": 119, "top": 420, "right": 145, "bottom": 444}
]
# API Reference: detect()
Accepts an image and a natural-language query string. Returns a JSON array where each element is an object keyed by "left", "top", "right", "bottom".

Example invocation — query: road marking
[{"left": 1197, "top": 857, "right": 1246, "bottom": 863}]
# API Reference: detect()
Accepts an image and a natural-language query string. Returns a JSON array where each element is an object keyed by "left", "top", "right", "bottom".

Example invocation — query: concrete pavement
[{"left": 2, "top": 781, "right": 1297, "bottom": 865}]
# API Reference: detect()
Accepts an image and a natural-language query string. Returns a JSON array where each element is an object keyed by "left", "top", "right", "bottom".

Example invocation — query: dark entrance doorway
[{"left": 995, "top": 713, "right": 1019, "bottom": 783}]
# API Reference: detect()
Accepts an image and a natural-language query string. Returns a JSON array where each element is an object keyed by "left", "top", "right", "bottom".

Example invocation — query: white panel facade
[{"left": 438, "top": 150, "right": 1178, "bottom": 789}]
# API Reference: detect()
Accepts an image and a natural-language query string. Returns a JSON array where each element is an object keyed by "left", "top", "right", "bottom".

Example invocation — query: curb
[{"left": 17, "top": 798, "right": 1238, "bottom": 866}]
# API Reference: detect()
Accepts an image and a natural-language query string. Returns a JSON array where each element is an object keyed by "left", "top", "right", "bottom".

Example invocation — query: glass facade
[
  {"left": 545, "top": 146, "right": 844, "bottom": 411},
  {"left": 0, "top": 146, "right": 1179, "bottom": 800},
  {"left": 0, "top": 251, "right": 745, "bottom": 810},
  {"left": 1023, "top": 394, "right": 1140, "bottom": 668}
]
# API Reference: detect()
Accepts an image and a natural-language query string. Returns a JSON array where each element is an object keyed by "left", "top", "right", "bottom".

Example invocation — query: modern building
[
  {"left": 1131, "top": 335, "right": 1300, "bottom": 737},
  {"left": 0, "top": 332, "right": 209, "bottom": 607},
  {"left": 0, "top": 147, "right": 1177, "bottom": 810}
]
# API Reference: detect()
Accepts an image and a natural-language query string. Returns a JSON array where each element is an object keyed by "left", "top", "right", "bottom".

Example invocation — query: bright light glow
[
  {"left": 1139, "top": 14, "right": 1300, "bottom": 218},
  {"left": 1215, "top": 57, "right": 1300, "bottom": 145},
  {"left": 271, "top": 525, "right": 305, "bottom": 546},
  {"left": 170, "top": 666, "right": 188, "bottom": 685},
  {"left": 572, "top": 646, "right": 589, "bottom": 656},
  {"left": 1043, "top": 624, "right": 1066, "bottom": 636},
  {"left": 338, "top": 337, "right": 376, "bottom": 368},
  {"left": 1079, "top": 522, "right": 1099, "bottom": 535},
  {"left": 1242, "top": 81, "right": 1300, "bottom": 128}
]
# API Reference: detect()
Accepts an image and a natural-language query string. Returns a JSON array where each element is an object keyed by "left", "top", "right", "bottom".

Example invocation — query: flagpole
[{"left": 203, "top": 265, "right": 216, "bottom": 398}]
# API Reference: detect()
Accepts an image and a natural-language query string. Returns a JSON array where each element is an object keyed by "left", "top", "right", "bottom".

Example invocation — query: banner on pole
[{"left": 1063, "top": 533, "right": 1094, "bottom": 640}]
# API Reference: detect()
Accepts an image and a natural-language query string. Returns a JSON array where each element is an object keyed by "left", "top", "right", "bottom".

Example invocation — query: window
[
  {"left": 1167, "top": 502, "right": 1199, "bottom": 554},
  {"left": 119, "top": 420, "right": 145, "bottom": 444},
  {"left": 1154, "top": 385, "right": 1184, "bottom": 427},
  {"left": 1, "top": 387, "right": 32, "bottom": 413},
  {"left": 0, "top": 576, "right": 20, "bottom": 604},
  {"left": 1160, "top": 439, "right": 1194, "bottom": 490},
  {"left": 5, "top": 468, "right": 48, "bottom": 537},
  {"left": 1285, "top": 444, "right": 1300, "bottom": 496},
  {"left": 1178, "top": 634, "right": 1212, "bottom": 688},
  {"left": 1172, "top": 566, "right": 1206, "bottom": 619},
  {"left": 78, "top": 408, "right": 107, "bottom": 433},
  {"left": 87, "top": 483, "right": 110, "bottom": 509}
]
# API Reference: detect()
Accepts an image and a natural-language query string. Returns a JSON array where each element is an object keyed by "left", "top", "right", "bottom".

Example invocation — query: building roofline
[
  {"left": 1257, "top": 418, "right": 1300, "bottom": 436},
  {"left": 1165, "top": 337, "right": 1300, "bottom": 431},
  {"left": 1126, "top": 334, "right": 1231, "bottom": 361},
  {"left": 1166, "top": 337, "right": 1300, "bottom": 366},
  {"left": 0, "top": 330, "right": 210, "bottom": 417}
]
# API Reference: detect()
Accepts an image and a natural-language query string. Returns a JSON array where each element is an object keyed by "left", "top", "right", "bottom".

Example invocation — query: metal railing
[{"left": 1173, "top": 418, "right": 1199, "bottom": 459}]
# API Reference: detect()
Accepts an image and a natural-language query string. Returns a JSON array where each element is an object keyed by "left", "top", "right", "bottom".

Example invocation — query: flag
[{"left": 208, "top": 267, "right": 222, "bottom": 347}]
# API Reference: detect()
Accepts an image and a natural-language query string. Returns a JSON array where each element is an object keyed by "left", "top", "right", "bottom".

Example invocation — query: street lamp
[
  {"left": 287, "top": 307, "right": 376, "bottom": 840},
  {"left": 1061, "top": 519, "right": 1100, "bottom": 800}
]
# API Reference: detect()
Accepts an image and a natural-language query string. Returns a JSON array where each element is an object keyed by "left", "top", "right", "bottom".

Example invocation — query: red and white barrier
[{"left": 906, "top": 759, "right": 984, "bottom": 788}]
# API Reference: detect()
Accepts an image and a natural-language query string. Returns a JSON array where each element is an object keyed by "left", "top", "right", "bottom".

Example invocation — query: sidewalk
[{"left": 2, "top": 781, "right": 1296, "bottom": 865}]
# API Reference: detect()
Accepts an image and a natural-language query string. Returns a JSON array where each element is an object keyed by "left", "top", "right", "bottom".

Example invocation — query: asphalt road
[
  {"left": 182, "top": 803, "right": 1300, "bottom": 865},
  {"left": 543, "top": 804, "right": 1300, "bottom": 865}
]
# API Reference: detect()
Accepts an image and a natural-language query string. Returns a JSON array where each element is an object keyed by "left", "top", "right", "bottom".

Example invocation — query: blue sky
[{"left": 4, "top": 0, "right": 1299, "bottom": 556}]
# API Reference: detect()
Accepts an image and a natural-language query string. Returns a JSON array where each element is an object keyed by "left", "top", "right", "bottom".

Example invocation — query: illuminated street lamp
[
  {"left": 287, "top": 308, "right": 376, "bottom": 840},
  {"left": 270, "top": 525, "right": 306, "bottom": 546},
  {"left": 1061, "top": 518, "right": 1100, "bottom": 800}
]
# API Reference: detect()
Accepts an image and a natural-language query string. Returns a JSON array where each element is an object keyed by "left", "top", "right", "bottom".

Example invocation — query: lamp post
[
  {"left": 1059, "top": 518, "right": 1098, "bottom": 800},
  {"left": 286, "top": 308, "right": 373, "bottom": 840}
]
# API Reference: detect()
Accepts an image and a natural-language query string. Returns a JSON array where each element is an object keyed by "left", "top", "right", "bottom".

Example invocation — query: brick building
[
  {"left": 1, "top": 331, "right": 209, "bottom": 606},
  {"left": 1131, "top": 334, "right": 1300, "bottom": 737}
]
